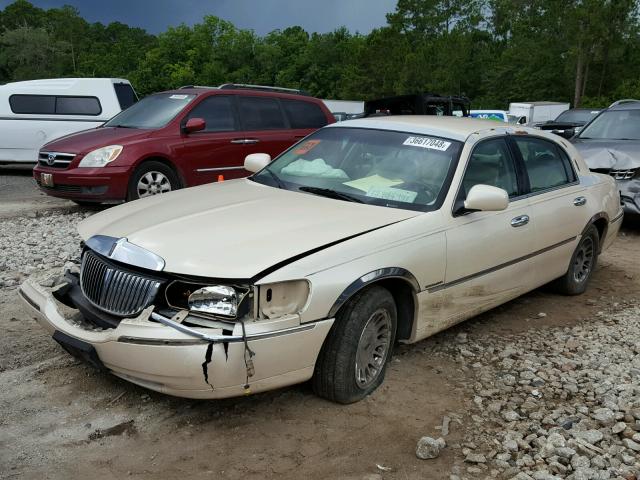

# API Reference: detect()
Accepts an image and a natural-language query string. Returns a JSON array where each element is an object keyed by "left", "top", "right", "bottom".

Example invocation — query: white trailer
[
  {"left": 322, "top": 99, "right": 364, "bottom": 116},
  {"left": 508, "top": 101, "right": 570, "bottom": 127}
]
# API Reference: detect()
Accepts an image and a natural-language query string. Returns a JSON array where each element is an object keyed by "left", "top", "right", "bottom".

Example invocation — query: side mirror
[
  {"left": 518, "top": 117, "right": 527, "bottom": 125},
  {"left": 464, "top": 184, "right": 509, "bottom": 212},
  {"left": 183, "top": 117, "right": 205, "bottom": 134},
  {"left": 244, "top": 153, "right": 271, "bottom": 173}
]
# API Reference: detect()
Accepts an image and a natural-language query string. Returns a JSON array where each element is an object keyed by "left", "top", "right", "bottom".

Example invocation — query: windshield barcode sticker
[
  {"left": 169, "top": 94, "right": 188, "bottom": 100},
  {"left": 403, "top": 136, "right": 451, "bottom": 151}
]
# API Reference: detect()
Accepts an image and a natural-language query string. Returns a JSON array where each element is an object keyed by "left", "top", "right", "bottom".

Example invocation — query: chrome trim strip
[
  {"left": 39, "top": 151, "right": 77, "bottom": 158},
  {"left": 143, "top": 312, "right": 316, "bottom": 344},
  {"left": 428, "top": 236, "right": 577, "bottom": 293},
  {"left": 612, "top": 211, "right": 624, "bottom": 223},
  {"left": 85, "top": 235, "right": 165, "bottom": 271},
  {"left": 195, "top": 166, "right": 245, "bottom": 172}
]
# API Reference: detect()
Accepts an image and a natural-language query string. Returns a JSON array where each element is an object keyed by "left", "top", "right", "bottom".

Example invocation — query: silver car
[{"left": 571, "top": 101, "right": 640, "bottom": 215}]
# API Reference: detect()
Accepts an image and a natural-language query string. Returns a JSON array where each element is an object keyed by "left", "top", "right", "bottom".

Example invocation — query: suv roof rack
[
  {"left": 178, "top": 85, "right": 218, "bottom": 90},
  {"left": 218, "top": 83, "right": 310, "bottom": 96}
]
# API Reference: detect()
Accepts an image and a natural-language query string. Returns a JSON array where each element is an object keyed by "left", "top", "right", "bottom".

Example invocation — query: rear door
[
  {"left": 280, "top": 98, "right": 330, "bottom": 143},
  {"left": 509, "top": 135, "right": 588, "bottom": 285},
  {"left": 236, "top": 95, "right": 297, "bottom": 159},
  {"left": 178, "top": 95, "right": 245, "bottom": 186}
]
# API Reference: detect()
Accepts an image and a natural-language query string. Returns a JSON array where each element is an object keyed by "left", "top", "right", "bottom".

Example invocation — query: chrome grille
[
  {"left": 80, "top": 250, "right": 161, "bottom": 316},
  {"left": 38, "top": 151, "right": 76, "bottom": 169},
  {"left": 610, "top": 168, "right": 637, "bottom": 180}
]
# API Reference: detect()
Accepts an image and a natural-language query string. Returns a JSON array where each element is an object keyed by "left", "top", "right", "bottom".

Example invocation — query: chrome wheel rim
[
  {"left": 137, "top": 171, "right": 172, "bottom": 198},
  {"left": 355, "top": 308, "right": 392, "bottom": 389},
  {"left": 573, "top": 236, "right": 594, "bottom": 283}
]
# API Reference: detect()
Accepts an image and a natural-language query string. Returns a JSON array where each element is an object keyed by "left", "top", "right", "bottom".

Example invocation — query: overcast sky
[{"left": 0, "top": 0, "right": 398, "bottom": 35}]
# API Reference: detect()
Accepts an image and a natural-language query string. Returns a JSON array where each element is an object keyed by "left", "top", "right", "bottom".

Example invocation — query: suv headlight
[
  {"left": 78, "top": 145, "right": 123, "bottom": 167},
  {"left": 258, "top": 280, "right": 310, "bottom": 319}
]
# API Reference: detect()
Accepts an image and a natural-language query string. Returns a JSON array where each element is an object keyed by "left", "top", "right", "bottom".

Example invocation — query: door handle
[
  {"left": 573, "top": 196, "right": 587, "bottom": 206},
  {"left": 510, "top": 215, "right": 530, "bottom": 227},
  {"left": 230, "top": 138, "right": 260, "bottom": 144}
]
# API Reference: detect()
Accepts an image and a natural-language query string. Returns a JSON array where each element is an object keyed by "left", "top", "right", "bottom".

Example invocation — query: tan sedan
[{"left": 19, "top": 116, "right": 623, "bottom": 403}]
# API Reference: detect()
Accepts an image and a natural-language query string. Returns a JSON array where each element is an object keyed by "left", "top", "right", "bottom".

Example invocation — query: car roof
[
  {"left": 327, "top": 115, "right": 525, "bottom": 142},
  {"left": 608, "top": 101, "right": 640, "bottom": 111}
]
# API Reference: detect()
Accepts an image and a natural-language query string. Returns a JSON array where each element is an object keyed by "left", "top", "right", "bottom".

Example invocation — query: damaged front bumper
[
  {"left": 618, "top": 179, "right": 640, "bottom": 216},
  {"left": 18, "top": 279, "right": 334, "bottom": 399}
]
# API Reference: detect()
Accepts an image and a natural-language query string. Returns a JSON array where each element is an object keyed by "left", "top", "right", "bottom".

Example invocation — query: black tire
[
  {"left": 552, "top": 225, "right": 600, "bottom": 295},
  {"left": 312, "top": 285, "right": 397, "bottom": 404},
  {"left": 127, "top": 161, "right": 180, "bottom": 201}
]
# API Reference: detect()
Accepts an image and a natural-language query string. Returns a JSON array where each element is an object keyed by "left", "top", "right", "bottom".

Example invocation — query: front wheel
[
  {"left": 552, "top": 225, "right": 599, "bottom": 295},
  {"left": 312, "top": 285, "right": 397, "bottom": 404},
  {"left": 127, "top": 161, "right": 180, "bottom": 201}
]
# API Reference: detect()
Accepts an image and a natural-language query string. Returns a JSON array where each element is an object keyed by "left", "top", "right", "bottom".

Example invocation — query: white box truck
[{"left": 507, "top": 101, "right": 570, "bottom": 127}]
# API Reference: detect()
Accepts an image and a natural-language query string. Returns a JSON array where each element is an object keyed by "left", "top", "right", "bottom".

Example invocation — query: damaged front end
[
  {"left": 18, "top": 237, "right": 333, "bottom": 399},
  {"left": 574, "top": 142, "right": 640, "bottom": 215}
]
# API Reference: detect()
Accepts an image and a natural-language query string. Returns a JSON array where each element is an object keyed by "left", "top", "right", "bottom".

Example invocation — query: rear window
[
  {"left": 282, "top": 99, "right": 328, "bottom": 129},
  {"left": 238, "top": 96, "right": 286, "bottom": 130},
  {"left": 9, "top": 94, "right": 102, "bottom": 116},
  {"left": 113, "top": 82, "right": 138, "bottom": 110}
]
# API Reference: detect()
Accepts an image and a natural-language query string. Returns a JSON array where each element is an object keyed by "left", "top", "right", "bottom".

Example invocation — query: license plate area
[
  {"left": 53, "top": 330, "right": 106, "bottom": 371},
  {"left": 41, "top": 173, "right": 54, "bottom": 187}
]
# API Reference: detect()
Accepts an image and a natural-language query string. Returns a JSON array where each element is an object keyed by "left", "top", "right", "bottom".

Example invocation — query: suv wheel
[
  {"left": 128, "top": 161, "right": 180, "bottom": 200},
  {"left": 312, "top": 285, "right": 397, "bottom": 404}
]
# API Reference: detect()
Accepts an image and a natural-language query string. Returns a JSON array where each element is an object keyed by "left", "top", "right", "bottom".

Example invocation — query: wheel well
[
  {"left": 134, "top": 156, "right": 184, "bottom": 188},
  {"left": 592, "top": 217, "right": 607, "bottom": 243},
  {"left": 376, "top": 278, "right": 416, "bottom": 342}
]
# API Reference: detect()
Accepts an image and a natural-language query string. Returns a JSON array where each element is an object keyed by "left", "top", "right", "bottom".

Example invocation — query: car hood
[
  {"left": 42, "top": 127, "right": 150, "bottom": 154},
  {"left": 571, "top": 138, "right": 640, "bottom": 170},
  {"left": 77, "top": 179, "right": 419, "bottom": 279}
]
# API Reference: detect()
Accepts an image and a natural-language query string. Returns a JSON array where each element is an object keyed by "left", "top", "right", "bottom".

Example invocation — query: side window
[
  {"left": 10, "top": 95, "right": 55, "bottom": 114},
  {"left": 514, "top": 137, "right": 573, "bottom": 193},
  {"left": 461, "top": 138, "right": 519, "bottom": 199},
  {"left": 55, "top": 96, "right": 102, "bottom": 115},
  {"left": 186, "top": 95, "right": 237, "bottom": 132},
  {"left": 281, "top": 99, "right": 328, "bottom": 129},
  {"left": 238, "top": 96, "right": 286, "bottom": 130},
  {"left": 113, "top": 83, "right": 138, "bottom": 110}
]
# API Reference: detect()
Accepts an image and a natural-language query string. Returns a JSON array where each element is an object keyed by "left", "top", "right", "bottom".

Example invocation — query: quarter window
[
  {"left": 185, "top": 96, "right": 237, "bottom": 132},
  {"left": 281, "top": 99, "right": 328, "bottom": 129},
  {"left": 461, "top": 138, "right": 519, "bottom": 198},
  {"left": 9, "top": 94, "right": 102, "bottom": 116},
  {"left": 238, "top": 96, "right": 286, "bottom": 130},
  {"left": 514, "top": 137, "right": 574, "bottom": 192}
]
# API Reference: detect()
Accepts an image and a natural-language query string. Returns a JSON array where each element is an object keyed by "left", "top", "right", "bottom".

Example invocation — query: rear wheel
[
  {"left": 552, "top": 224, "right": 599, "bottom": 295},
  {"left": 127, "top": 161, "right": 180, "bottom": 201},
  {"left": 312, "top": 285, "right": 397, "bottom": 404}
]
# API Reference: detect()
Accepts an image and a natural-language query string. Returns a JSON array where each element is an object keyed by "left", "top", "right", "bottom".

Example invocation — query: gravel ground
[{"left": 0, "top": 203, "right": 639, "bottom": 479}]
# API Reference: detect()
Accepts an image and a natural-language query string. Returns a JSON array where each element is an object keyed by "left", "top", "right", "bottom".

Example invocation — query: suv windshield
[
  {"left": 105, "top": 93, "right": 195, "bottom": 129},
  {"left": 578, "top": 109, "right": 640, "bottom": 140},
  {"left": 555, "top": 109, "right": 598, "bottom": 124},
  {"left": 252, "top": 127, "right": 462, "bottom": 212}
]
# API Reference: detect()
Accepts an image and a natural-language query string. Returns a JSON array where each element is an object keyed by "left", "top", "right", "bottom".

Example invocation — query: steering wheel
[{"left": 398, "top": 179, "right": 439, "bottom": 201}]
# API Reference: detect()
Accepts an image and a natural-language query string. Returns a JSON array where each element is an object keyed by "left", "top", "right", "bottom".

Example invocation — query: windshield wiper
[
  {"left": 299, "top": 186, "right": 364, "bottom": 203},
  {"left": 261, "top": 167, "right": 284, "bottom": 189}
]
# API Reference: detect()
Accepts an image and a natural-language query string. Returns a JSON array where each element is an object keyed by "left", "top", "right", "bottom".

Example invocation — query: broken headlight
[
  {"left": 165, "top": 281, "right": 251, "bottom": 319},
  {"left": 257, "top": 280, "right": 310, "bottom": 319}
]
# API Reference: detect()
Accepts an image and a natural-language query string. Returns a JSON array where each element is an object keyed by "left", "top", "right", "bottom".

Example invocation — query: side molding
[{"left": 327, "top": 267, "right": 420, "bottom": 318}]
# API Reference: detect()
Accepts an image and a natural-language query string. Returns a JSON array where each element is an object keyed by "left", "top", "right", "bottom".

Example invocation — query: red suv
[{"left": 33, "top": 84, "right": 334, "bottom": 204}]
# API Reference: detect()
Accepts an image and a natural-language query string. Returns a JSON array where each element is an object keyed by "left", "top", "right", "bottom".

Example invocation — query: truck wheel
[
  {"left": 312, "top": 285, "right": 397, "bottom": 404},
  {"left": 128, "top": 161, "right": 180, "bottom": 201},
  {"left": 552, "top": 225, "right": 599, "bottom": 295}
]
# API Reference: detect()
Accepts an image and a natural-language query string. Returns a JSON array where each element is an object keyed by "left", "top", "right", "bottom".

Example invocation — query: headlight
[
  {"left": 188, "top": 285, "right": 238, "bottom": 317},
  {"left": 258, "top": 280, "right": 310, "bottom": 319},
  {"left": 78, "top": 145, "right": 123, "bottom": 167}
]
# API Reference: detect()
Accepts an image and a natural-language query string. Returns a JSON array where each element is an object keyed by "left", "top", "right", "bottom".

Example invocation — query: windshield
[
  {"left": 578, "top": 109, "right": 640, "bottom": 140},
  {"left": 555, "top": 109, "right": 599, "bottom": 124},
  {"left": 252, "top": 127, "right": 462, "bottom": 212},
  {"left": 104, "top": 93, "right": 195, "bottom": 129}
]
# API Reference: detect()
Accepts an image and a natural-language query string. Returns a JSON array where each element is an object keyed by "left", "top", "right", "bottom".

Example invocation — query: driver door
[{"left": 419, "top": 137, "right": 535, "bottom": 337}]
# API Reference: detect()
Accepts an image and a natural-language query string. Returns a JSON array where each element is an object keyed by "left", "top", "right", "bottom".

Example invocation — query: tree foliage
[{"left": 1, "top": 0, "right": 639, "bottom": 108}]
